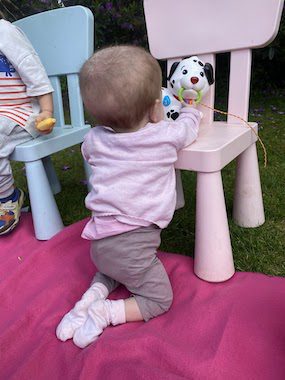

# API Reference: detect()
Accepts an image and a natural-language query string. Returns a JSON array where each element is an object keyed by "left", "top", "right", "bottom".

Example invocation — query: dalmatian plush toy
[
  {"left": 161, "top": 87, "right": 182, "bottom": 121},
  {"left": 162, "top": 56, "right": 214, "bottom": 121}
]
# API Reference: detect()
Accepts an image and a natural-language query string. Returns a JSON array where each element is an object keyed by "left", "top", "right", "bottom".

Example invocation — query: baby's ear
[{"left": 149, "top": 99, "right": 163, "bottom": 123}]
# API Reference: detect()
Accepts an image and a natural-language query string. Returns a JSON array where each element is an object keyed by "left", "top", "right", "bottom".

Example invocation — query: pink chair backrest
[{"left": 143, "top": 0, "right": 284, "bottom": 123}]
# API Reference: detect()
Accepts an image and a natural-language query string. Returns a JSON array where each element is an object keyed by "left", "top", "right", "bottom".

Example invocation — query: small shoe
[{"left": 0, "top": 188, "right": 24, "bottom": 235}]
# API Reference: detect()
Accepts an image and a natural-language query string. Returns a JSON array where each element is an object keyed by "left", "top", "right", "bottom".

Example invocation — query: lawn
[{"left": 11, "top": 90, "right": 285, "bottom": 277}]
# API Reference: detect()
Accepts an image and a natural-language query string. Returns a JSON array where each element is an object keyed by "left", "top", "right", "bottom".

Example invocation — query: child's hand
[{"left": 36, "top": 111, "right": 55, "bottom": 134}]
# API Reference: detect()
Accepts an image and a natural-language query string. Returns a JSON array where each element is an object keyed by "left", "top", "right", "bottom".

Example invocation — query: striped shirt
[
  {"left": 0, "top": 58, "right": 33, "bottom": 126},
  {"left": 0, "top": 19, "right": 53, "bottom": 136}
]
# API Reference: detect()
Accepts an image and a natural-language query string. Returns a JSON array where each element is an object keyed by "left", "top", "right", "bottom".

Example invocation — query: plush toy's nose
[{"left": 191, "top": 77, "right": 199, "bottom": 84}]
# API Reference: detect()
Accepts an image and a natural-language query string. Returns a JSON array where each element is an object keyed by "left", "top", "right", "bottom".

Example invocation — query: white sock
[
  {"left": 73, "top": 299, "right": 126, "bottom": 348},
  {"left": 56, "top": 282, "right": 109, "bottom": 341}
]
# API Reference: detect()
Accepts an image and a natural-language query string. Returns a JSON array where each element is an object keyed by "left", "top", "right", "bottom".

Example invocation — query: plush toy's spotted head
[{"left": 167, "top": 56, "right": 214, "bottom": 103}]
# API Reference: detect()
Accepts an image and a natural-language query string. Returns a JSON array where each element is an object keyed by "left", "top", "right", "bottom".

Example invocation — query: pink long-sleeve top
[{"left": 81, "top": 107, "right": 201, "bottom": 240}]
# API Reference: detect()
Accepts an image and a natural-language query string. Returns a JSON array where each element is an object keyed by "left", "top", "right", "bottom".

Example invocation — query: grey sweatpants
[
  {"left": 0, "top": 117, "right": 33, "bottom": 195},
  {"left": 90, "top": 225, "right": 173, "bottom": 322}
]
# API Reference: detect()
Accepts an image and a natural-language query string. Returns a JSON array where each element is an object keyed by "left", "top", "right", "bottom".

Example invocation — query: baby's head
[{"left": 80, "top": 45, "right": 163, "bottom": 131}]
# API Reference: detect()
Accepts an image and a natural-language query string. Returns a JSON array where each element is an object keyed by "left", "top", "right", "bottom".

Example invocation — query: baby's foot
[
  {"left": 0, "top": 188, "right": 24, "bottom": 235},
  {"left": 73, "top": 299, "right": 125, "bottom": 348},
  {"left": 56, "top": 282, "right": 108, "bottom": 341}
]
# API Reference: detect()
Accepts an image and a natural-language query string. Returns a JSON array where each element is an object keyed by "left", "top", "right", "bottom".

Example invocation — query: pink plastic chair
[{"left": 143, "top": 0, "right": 284, "bottom": 282}]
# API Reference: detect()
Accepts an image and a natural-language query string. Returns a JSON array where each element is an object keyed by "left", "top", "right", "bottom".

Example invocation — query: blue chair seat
[{"left": 11, "top": 125, "right": 90, "bottom": 162}]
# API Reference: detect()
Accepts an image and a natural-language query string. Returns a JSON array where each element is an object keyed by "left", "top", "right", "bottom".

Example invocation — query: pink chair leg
[
  {"left": 194, "top": 171, "right": 235, "bottom": 282},
  {"left": 233, "top": 143, "right": 265, "bottom": 227}
]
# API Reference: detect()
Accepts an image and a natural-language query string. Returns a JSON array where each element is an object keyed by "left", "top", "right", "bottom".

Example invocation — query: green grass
[{"left": 11, "top": 92, "right": 285, "bottom": 277}]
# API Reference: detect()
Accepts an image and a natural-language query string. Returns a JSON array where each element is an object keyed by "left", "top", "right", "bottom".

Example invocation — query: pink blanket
[{"left": 1, "top": 214, "right": 285, "bottom": 380}]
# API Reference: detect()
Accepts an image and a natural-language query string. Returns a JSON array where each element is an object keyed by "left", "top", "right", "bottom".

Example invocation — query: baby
[
  {"left": 0, "top": 19, "right": 54, "bottom": 235},
  {"left": 56, "top": 45, "right": 201, "bottom": 348}
]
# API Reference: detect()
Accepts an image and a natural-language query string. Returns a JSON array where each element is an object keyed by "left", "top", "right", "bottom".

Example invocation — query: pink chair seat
[{"left": 176, "top": 122, "right": 258, "bottom": 172}]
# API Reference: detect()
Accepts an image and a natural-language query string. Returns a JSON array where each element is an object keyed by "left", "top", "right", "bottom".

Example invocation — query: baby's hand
[{"left": 36, "top": 111, "right": 55, "bottom": 134}]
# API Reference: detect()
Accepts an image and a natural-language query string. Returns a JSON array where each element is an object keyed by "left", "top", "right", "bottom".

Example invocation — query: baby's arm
[{"left": 169, "top": 107, "right": 202, "bottom": 150}]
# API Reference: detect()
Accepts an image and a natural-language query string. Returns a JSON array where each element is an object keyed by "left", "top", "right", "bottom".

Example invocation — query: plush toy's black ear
[
  {"left": 167, "top": 61, "right": 180, "bottom": 81},
  {"left": 204, "top": 63, "right": 215, "bottom": 85}
]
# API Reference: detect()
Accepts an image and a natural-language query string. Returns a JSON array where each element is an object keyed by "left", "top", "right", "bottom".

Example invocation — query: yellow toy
[{"left": 36, "top": 117, "right": 56, "bottom": 132}]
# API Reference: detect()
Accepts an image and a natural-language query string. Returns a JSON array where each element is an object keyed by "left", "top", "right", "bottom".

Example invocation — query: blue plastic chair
[{"left": 11, "top": 6, "right": 94, "bottom": 240}]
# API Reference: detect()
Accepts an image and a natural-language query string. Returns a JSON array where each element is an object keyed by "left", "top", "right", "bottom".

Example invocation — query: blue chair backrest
[{"left": 14, "top": 6, "right": 94, "bottom": 127}]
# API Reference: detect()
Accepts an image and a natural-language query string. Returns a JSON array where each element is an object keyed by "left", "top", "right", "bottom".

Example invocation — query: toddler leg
[
  {"left": 72, "top": 226, "right": 173, "bottom": 348},
  {"left": 0, "top": 122, "right": 32, "bottom": 195},
  {"left": 100, "top": 226, "right": 173, "bottom": 322},
  {"left": 125, "top": 254, "right": 173, "bottom": 322},
  {"left": 73, "top": 260, "right": 172, "bottom": 349},
  {"left": 0, "top": 122, "right": 32, "bottom": 235}
]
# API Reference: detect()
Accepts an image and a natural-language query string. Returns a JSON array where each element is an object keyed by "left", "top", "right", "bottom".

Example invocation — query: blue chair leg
[
  {"left": 43, "top": 156, "right": 61, "bottom": 195},
  {"left": 25, "top": 159, "right": 64, "bottom": 240}
]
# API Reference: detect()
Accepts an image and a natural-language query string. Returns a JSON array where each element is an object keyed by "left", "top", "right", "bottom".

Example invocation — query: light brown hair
[{"left": 79, "top": 45, "right": 162, "bottom": 130}]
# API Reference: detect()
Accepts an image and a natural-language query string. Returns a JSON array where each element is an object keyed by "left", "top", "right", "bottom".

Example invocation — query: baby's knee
[
  {"left": 158, "top": 284, "right": 173, "bottom": 313},
  {"left": 136, "top": 282, "right": 173, "bottom": 321}
]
